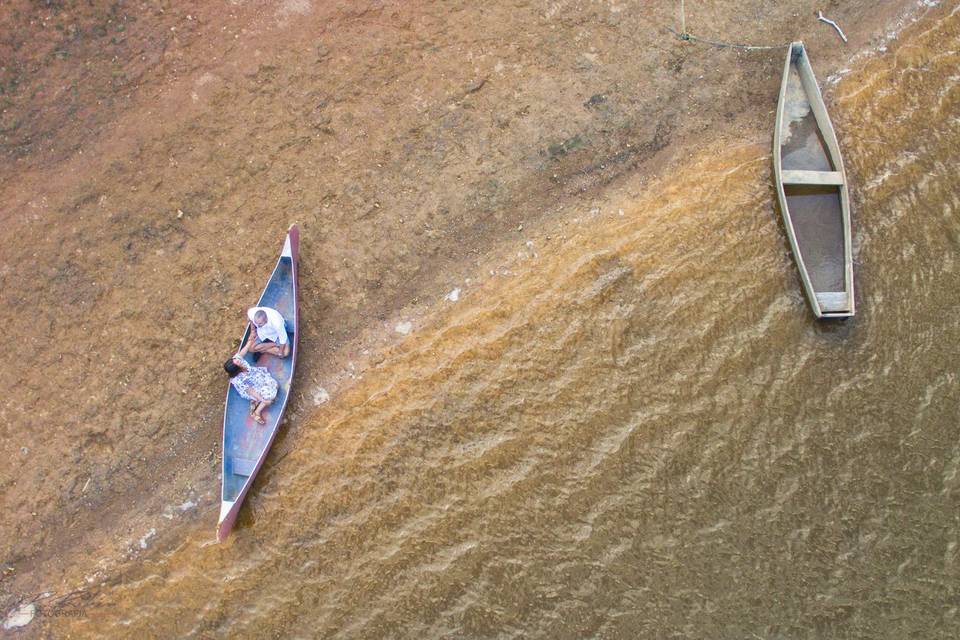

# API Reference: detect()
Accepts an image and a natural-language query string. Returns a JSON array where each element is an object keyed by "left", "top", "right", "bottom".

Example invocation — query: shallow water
[{"left": 53, "top": 4, "right": 960, "bottom": 639}]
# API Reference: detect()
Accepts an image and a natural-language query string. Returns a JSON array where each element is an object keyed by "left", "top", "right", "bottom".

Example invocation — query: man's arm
[{"left": 237, "top": 323, "right": 257, "bottom": 356}]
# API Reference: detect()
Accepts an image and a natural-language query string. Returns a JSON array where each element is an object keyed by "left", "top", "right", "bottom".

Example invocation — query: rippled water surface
[{"left": 57, "top": 5, "right": 959, "bottom": 639}]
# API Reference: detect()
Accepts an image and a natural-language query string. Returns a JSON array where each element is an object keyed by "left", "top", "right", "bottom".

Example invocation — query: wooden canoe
[
  {"left": 773, "top": 42, "right": 855, "bottom": 319},
  {"left": 217, "top": 224, "right": 300, "bottom": 542}
]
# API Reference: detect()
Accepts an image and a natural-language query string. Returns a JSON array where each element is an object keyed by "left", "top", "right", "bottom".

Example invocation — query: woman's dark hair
[{"left": 224, "top": 359, "right": 243, "bottom": 377}]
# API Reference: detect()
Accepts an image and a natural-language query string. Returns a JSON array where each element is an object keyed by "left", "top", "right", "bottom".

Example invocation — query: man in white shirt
[{"left": 238, "top": 307, "right": 290, "bottom": 358}]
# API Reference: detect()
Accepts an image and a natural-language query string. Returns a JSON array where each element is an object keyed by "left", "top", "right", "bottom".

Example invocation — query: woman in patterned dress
[{"left": 223, "top": 356, "right": 279, "bottom": 425}]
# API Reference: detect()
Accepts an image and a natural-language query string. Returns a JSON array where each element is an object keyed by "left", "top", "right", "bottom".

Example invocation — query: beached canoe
[
  {"left": 773, "top": 42, "right": 854, "bottom": 319},
  {"left": 217, "top": 224, "right": 300, "bottom": 542}
]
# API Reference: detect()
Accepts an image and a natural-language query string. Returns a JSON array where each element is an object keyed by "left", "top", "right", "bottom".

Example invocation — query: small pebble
[{"left": 312, "top": 387, "right": 330, "bottom": 405}]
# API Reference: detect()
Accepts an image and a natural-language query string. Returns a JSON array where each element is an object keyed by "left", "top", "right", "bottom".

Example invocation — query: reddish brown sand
[{"left": 0, "top": 0, "right": 916, "bottom": 623}]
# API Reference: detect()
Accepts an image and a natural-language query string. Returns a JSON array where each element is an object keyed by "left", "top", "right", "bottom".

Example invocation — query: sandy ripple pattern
[{"left": 53, "top": 4, "right": 960, "bottom": 639}]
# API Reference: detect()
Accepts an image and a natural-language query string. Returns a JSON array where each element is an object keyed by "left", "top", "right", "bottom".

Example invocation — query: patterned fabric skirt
[{"left": 231, "top": 366, "right": 278, "bottom": 402}]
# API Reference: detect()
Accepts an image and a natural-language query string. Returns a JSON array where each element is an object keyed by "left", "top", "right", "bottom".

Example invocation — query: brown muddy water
[{"left": 47, "top": 4, "right": 959, "bottom": 639}]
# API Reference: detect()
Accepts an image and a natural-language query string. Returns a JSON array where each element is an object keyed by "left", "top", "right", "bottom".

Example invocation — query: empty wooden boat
[
  {"left": 774, "top": 42, "right": 854, "bottom": 319},
  {"left": 218, "top": 224, "right": 300, "bottom": 542}
]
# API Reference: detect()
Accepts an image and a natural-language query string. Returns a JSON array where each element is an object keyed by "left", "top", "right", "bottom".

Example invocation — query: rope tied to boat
[
  {"left": 668, "top": 1, "right": 792, "bottom": 51},
  {"left": 665, "top": 25, "right": 791, "bottom": 51}
]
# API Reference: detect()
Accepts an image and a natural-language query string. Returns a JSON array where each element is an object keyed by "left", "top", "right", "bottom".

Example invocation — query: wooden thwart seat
[
  {"left": 781, "top": 169, "right": 844, "bottom": 186},
  {"left": 231, "top": 457, "right": 259, "bottom": 477},
  {"left": 816, "top": 291, "right": 849, "bottom": 313}
]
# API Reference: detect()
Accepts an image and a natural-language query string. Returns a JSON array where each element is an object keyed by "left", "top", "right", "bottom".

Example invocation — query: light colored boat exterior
[
  {"left": 218, "top": 224, "right": 300, "bottom": 542},
  {"left": 773, "top": 42, "right": 854, "bottom": 319}
]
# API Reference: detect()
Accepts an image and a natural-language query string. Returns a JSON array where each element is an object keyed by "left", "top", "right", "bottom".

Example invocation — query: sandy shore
[{"left": 0, "top": 0, "right": 925, "bottom": 629}]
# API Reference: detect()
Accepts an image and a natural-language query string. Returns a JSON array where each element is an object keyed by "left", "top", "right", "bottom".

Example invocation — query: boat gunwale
[{"left": 773, "top": 41, "right": 855, "bottom": 319}]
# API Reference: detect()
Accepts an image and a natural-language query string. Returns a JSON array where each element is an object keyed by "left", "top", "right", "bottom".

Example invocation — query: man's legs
[
  {"left": 249, "top": 339, "right": 289, "bottom": 357},
  {"left": 249, "top": 341, "right": 275, "bottom": 353}
]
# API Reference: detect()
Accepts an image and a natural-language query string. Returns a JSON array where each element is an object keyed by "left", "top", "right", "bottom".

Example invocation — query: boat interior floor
[{"left": 784, "top": 184, "right": 846, "bottom": 292}]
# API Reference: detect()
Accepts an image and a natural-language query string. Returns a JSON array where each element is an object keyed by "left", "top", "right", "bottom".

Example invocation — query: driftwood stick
[{"left": 817, "top": 10, "right": 848, "bottom": 43}]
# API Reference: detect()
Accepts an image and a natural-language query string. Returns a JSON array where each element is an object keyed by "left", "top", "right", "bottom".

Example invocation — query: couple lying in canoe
[{"left": 222, "top": 307, "right": 290, "bottom": 425}]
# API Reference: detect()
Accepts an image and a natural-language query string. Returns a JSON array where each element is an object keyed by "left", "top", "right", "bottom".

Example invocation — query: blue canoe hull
[{"left": 218, "top": 224, "right": 299, "bottom": 542}]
